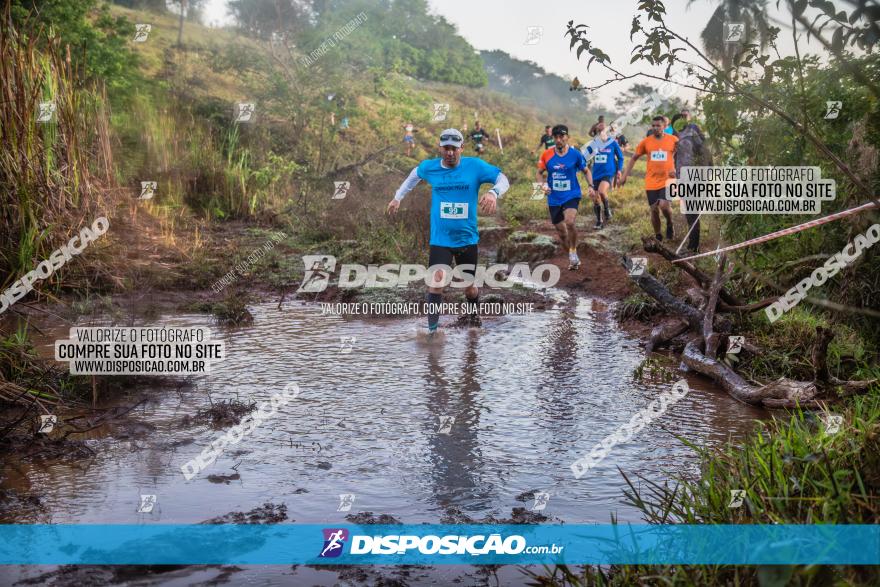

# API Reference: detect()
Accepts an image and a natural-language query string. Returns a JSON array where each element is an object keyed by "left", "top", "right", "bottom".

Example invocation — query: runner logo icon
[
  {"left": 332, "top": 181, "right": 350, "bottom": 200},
  {"left": 824, "top": 101, "right": 842, "bottom": 119},
  {"left": 298, "top": 255, "right": 336, "bottom": 292},
  {"left": 37, "top": 102, "right": 56, "bottom": 123},
  {"left": 319, "top": 528, "right": 349, "bottom": 558},
  {"left": 134, "top": 24, "right": 152, "bottom": 42},
  {"left": 724, "top": 22, "right": 744, "bottom": 42}
]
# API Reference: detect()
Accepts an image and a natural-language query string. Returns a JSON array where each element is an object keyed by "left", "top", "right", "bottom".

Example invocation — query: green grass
[
  {"left": 626, "top": 395, "right": 880, "bottom": 526},
  {"left": 615, "top": 292, "right": 664, "bottom": 322},
  {"left": 0, "top": 328, "right": 87, "bottom": 407},
  {"left": 735, "top": 308, "right": 874, "bottom": 383},
  {"left": 0, "top": 25, "right": 105, "bottom": 281},
  {"left": 527, "top": 391, "right": 880, "bottom": 586}
]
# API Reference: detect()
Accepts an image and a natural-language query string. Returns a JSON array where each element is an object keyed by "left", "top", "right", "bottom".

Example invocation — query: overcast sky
[
  {"left": 201, "top": 0, "right": 838, "bottom": 109},
  {"left": 425, "top": 0, "right": 835, "bottom": 108}
]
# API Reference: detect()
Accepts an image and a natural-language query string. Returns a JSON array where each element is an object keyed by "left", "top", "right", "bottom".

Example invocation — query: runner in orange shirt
[{"left": 620, "top": 115, "right": 678, "bottom": 241}]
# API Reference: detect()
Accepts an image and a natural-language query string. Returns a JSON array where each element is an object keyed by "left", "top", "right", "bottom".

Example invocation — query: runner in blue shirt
[
  {"left": 387, "top": 128, "right": 510, "bottom": 333},
  {"left": 536, "top": 124, "right": 593, "bottom": 270},
  {"left": 583, "top": 127, "right": 624, "bottom": 229}
]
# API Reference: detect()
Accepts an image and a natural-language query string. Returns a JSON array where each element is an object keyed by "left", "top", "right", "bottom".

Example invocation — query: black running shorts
[
  {"left": 428, "top": 244, "right": 478, "bottom": 277},
  {"left": 646, "top": 188, "right": 669, "bottom": 206},
  {"left": 548, "top": 197, "right": 581, "bottom": 225}
]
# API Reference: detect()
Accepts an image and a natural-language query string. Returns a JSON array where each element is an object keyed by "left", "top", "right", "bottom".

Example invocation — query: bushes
[
  {"left": 10, "top": 0, "right": 140, "bottom": 98},
  {"left": 700, "top": 52, "right": 880, "bottom": 345}
]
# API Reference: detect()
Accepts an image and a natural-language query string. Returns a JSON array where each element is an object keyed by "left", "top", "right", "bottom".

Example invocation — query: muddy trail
[{"left": 0, "top": 235, "right": 766, "bottom": 585}]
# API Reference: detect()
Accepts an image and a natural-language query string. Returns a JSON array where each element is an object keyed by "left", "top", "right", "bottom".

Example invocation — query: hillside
[
  {"left": 109, "top": 4, "right": 596, "bottom": 201},
  {"left": 95, "top": 3, "right": 608, "bottom": 261},
  {"left": 481, "top": 49, "right": 598, "bottom": 128},
  {"left": 0, "top": 1, "right": 630, "bottom": 303}
]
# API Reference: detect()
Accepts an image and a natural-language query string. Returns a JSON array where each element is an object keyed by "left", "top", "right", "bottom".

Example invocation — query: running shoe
[
  {"left": 666, "top": 224, "right": 674, "bottom": 240},
  {"left": 655, "top": 233, "right": 663, "bottom": 241},
  {"left": 568, "top": 252, "right": 581, "bottom": 270},
  {"left": 593, "top": 220, "right": 603, "bottom": 230}
]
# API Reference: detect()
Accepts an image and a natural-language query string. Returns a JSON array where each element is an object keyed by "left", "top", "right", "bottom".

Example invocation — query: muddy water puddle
[{"left": 1, "top": 296, "right": 765, "bottom": 586}]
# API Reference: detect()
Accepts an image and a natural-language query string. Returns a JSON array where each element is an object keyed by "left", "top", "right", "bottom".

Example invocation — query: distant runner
[
  {"left": 387, "top": 129, "right": 509, "bottom": 334},
  {"left": 536, "top": 124, "right": 593, "bottom": 270},
  {"left": 583, "top": 126, "right": 623, "bottom": 229},
  {"left": 470, "top": 121, "right": 490, "bottom": 155},
  {"left": 621, "top": 115, "right": 678, "bottom": 241},
  {"left": 403, "top": 122, "right": 415, "bottom": 156},
  {"left": 536, "top": 125, "right": 555, "bottom": 153}
]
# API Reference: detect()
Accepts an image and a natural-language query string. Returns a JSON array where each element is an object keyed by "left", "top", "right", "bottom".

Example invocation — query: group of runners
[
  {"left": 534, "top": 123, "right": 619, "bottom": 271},
  {"left": 388, "top": 113, "right": 693, "bottom": 334}
]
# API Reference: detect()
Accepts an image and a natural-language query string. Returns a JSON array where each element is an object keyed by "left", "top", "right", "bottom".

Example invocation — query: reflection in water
[
  {"left": 3, "top": 301, "right": 765, "bottom": 527},
  {"left": 535, "top": 301, "right": 582, "bottom": 432},
  {"left": 424, "top": 331, "right": 488, "bottom": 512},
  {"left": 1, "top": 300, "right": 768, "bottom": 585}
]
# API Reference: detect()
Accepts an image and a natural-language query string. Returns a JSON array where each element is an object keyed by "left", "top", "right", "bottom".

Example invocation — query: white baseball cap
[{"left": 439, "top": 129, "right": 464, "bottom": 147}]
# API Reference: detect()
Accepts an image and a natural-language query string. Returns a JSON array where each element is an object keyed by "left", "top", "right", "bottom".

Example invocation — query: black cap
[{"left": 551, "top": 124, "right": 568, "bottom": 136}]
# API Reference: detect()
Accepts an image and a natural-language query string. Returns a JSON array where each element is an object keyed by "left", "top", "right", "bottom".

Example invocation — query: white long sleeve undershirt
[
  {"left": 394, "top": 163, "right": 510, "bottom": 202},
  {"left": 394, "top": 167, "right": 422, "bottom": 201}
]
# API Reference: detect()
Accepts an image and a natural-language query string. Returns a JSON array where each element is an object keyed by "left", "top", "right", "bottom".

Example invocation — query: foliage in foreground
[{"left": 526, "top": 392, "right": 880, "bottom": 586}]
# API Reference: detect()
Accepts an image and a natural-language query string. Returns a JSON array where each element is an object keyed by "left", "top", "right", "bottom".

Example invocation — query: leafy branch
[{"left": 565, "top": 0, "right": 879, "bottom": 206}]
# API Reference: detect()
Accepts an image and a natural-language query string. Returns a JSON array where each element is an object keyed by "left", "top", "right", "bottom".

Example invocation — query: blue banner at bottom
[{"left": 1, "top": 524, "right": 878, "bottom": 565}]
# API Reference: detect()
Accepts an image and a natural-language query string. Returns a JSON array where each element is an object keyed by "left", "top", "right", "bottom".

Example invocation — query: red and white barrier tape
[{"left": 673, "top": 201, "right": 879, "bottom": 263}]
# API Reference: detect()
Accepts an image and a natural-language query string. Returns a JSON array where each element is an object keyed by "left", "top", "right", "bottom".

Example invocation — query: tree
[
  {"left": 169, "top": 0, "right": 206, "bottom": 47},
  {"left": 689, "top": 0, "right": 773, "bottom": 70},
  {"left": 565, "top": 0, "right": 880, "bottom": 331},
  {"left": 10, "top": 0, "right": 140, "bottom": 96},
  {"left": 566, "top": 0, "right": 879, "bottom": 204},
  {"left": 228, "top": 0, "right": 315, "bottom": 39},
  {"left": 177, "top": 0, "right": 186, "bottom": 46}
]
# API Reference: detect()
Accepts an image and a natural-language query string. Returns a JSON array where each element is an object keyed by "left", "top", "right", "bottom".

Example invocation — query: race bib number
[
  {"left": 650, "top": 150, "right": 668, "bottom": 161},
  {"left": 594, "top": 154, "right": 608, "bottom": 164},
  {"left": 440, "top": 202, "right": 468, "bottom": 219},
  {"left": 552, "top": 179, "right": 571, "bottom": 191}
]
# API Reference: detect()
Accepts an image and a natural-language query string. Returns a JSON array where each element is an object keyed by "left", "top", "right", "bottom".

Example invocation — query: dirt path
[{"left": 535, "top": 227, "right": 634, "bottom": 300}]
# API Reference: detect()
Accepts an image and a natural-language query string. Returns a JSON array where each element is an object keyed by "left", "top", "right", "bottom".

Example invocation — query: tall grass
[
  {"left": 0, "top": 21, "right": 111, "bottom": 282},
  {"left": 110, "top": 96, "right": 305, "bottom": 221}
]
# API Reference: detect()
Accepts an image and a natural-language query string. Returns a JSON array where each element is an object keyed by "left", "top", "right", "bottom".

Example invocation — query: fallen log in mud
[
  {"left": 622, "top": 256, "right": 710, "bottom": 333},
  {"left": 641, "top": 236, "right": 779, "bottom": 313},
  {"left": 626, "top": 249, "right": 875, "bottom": 408},
  {"left": 681, "top": 340, "right": 822, "bottom": 408},
  {"left": 681, "top": 337, "right": 875, "bottom": 408},
  {"left": 646, "top": 319, "right": 690, "bottom": 353}
]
